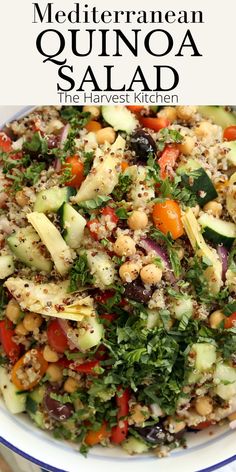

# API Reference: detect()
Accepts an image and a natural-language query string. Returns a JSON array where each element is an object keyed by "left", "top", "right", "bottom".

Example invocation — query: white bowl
[{"left": 0, "top": 107, "right": 236, "bottom": 472}]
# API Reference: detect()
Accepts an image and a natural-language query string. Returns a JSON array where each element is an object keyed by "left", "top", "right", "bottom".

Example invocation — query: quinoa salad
[{"left": 0, "top": 105, "right": 236, "bottom": 458}]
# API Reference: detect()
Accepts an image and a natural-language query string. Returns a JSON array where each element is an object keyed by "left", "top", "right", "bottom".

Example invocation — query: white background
[{"left": 0, "top": 0, "right": 235, "bottom": 104}]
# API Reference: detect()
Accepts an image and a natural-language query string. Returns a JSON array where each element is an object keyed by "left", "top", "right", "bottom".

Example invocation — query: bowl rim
[{"left": 1, "top": 435, "right": 236, "bottom": 472}]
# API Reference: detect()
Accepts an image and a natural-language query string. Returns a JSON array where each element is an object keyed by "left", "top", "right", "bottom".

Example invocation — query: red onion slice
[
  {"left": 53, "top": 158, "right": 62, "bottom": 173},
  {"left": 59, "top": 124, "right": 70, "bottom": 148},
  {"left": 140, "top": 237, "right": 175, "bottom": 282},
  {"left": 217, "top": 245, "right": 228, "bottom": 281}
]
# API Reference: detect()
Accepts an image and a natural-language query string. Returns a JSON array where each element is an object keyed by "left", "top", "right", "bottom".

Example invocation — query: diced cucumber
[
  {"left": 178, "top": 159, "right": 218, "bottom": 207},
  {"left": 29, "top": 410, "right": 45, "bottom": 429},
  {"left": 28, "top": 385, "right": 46, "bottom": 405},
  {"left": 172, "top": 296, "right": 193, "bottom": 320},
  {"left": 86, "top": 250, "right": 115, "bottom": 288},
  {"left": 214, "top": 363, "right": 236, "bottom": 400},
  {"left": 7, "top": 226, "right": 52, "bottom": 273},
  {"left": 58, "top": 203, "right": 86, "bottom": 249},
  {"left": 198, "top": 213, "right": 236, "bottom": 248},
  {"left": 77, "top": 314, "right": 103, "bottom": 351},
  {"left": 191, "top": 343, "right": 216, "bottom": 371},
  {"left": 0, "top": 255, "right": 14, "bottom": 279},
  {"left": 27, "top": 212, "right": 73, "bottom": 276},
  {"left": 187, "top": 370, "right": 203, "bottom": 385},
  {"left": 122, "top": 437, "right": 149, "bottom": 454},
  {"left": 102, "top": 106, "right": 138, "bottom": 134},
  {"left": 34, "top": 186, "right": 75, "bottom": 213},
  {"left": 226, "top": 141, "right": 236, "bottom": 166},
  {"left": 198, "top": 106, "right": 236, "bottom": 128},
  {"left": 146, "top": 310, "right": 160, "bottom": 329},
  {"left": 0, "top": 367, "right": 26, "bottom": 414}
]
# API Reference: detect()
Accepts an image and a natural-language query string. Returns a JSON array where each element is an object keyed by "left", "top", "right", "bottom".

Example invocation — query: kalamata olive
[
  {"left": 134, "top": 422, "right": 175, "bottom": 445},
  {"left": 44, "top": 393, "right": 74, "bottom": 422},
  {"left": 124, "top": 280, "right": 153, "bottom": 304},
  {"left": 130, "top": 130, "right": 157, "bottom": 161},
  {"left": 47, "top": 135, "right": 60, "bottom": 149}
]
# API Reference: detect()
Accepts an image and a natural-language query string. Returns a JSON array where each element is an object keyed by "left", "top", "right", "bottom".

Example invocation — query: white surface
[{"left": 0, "top": 105, "right": 236, "bottom": 472}]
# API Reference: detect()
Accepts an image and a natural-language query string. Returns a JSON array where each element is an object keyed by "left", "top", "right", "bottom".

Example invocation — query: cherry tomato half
[
  {"left": 63, "top": 155, "right": 84, "bottom": 188},
  {"left": 223, "top": 126, "right": 236, "bottom": 141},
  {"left": 11, "top": 349, "right": 48, "bottom": 391},
  {"left": 47, "top": 319, "right": 69, "bottom": 353}
]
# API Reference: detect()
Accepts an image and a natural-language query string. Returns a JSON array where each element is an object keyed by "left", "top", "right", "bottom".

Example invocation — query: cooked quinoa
[{"left": 0, "top": 105, "right": 236, "bottom": 457}]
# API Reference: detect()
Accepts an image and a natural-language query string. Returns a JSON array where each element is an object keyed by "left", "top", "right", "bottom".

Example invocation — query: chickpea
[
  {"left": 83, "top": 105, "right": 100, "bottom": 120},
  {"left": 209, "top": 310, "right": 225, "bottom": 329},
  {"left": 140, "top": 264, "right": 163, "bottom": 285},
  {"left": 119, "top": 261, "right": 140, "bottom": 283},
  {"left": 195, "top": 121, "right": 214, "bottom": 138},
  {"left": 47, "top": 364, "right": 63, "bottom": 382},
  {"left": 195, "top": 396, "right": 213, "bottom": 416},
  {"left": 176, "top": 106, "right": 197, "bottom": 121},
  {"left": 96, "top": 127, "right": 116, "bottom": 145},
  {"left": 166, "top": 416, "right": 186, "bottom": 434},
  {"left": 158, "top": 107, "right": 177, "bottom": 123},
  {"left": 43, "top": 345, "right": 59, "bottom": 363},
  {"left": 6, "top": 299, "right": 21, "bottom": 324},
  {"left": 15, "top": 322, "right": 28, "bottom": 336},
  {"left": 64, "top": 377, "right": 79, "bottom": 393},
  {"left": 203, "top": 201, "right": 222, "bottom": 218},
  {"left": 113, "top": 235, "right": 136, "bottom": 257},
  {"left": 178, "top": 136, "right": 195, "bottom": 155},
  {"left": 23, "top": 312, "right": 43, "bottom": 332},
  {"left": 128, "top": 210, "right": 148, "bottom": 231},
  {"left": 15, "top": 190, "right": 29, "bottom": 207}
]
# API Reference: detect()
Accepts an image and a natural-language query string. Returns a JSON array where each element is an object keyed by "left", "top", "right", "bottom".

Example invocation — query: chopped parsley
[
  {"left": 112, "top": 173, "right": 132, "bottom": 201},
  {"left": 69, "top": 253, "right": 93, "bottom": 291},
  {"left": 23, "top": 132, "right": 48, "bottom": 154},
  {"left": 157, "top": 128, "right": 183, "bottom": 152},
  {"left": 83, "top": 151, "right": 94, "bottom": 176}
]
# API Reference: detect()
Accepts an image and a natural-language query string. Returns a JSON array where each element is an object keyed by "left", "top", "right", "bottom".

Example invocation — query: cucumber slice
[
  {"left": 198, "top": 106, "right": 236, "bottom": 128},
  {"left": 214, "top": 363, "right": 236, "bottom": 400},
  {"left": 77, "top": 315, "right": 103, "bottom": 351},
  {"left": 0, "top": 255, "right": 14, "bottom": 279},
  {"left": 191, "top": 343, "right": 216, "bottom": 371},
  {"left": 0, "top": 367, "right": 26, "bottom": 414},
  {"left": 7, "top": 226, "right": 52, "bottom": 273},
  {"left": 198, "top": 213, "right": 236, "bottom": 248},
  {"left": 122, "top": 437, "right": 149, "bottom": 455},
  {"left": 102, "top": 106, "right": 138, "bottom": 134},
  {"left": 86, "top": 249, "right": 115, "bottom": 287},
  {"left": 27, "top": 212, "right": 73, "bottom": 276},
  {"left": 172, "top": 296, "right": 193, "bottom": 320},
  {"left": 58, "top": 203, "right": 86, "bottom": 249},
  {"left": 226, "top": 141, "right": 236, "bottom": 166},
  {"left": 178, "top": 159, "right": 218, "bottom": 207},
  {"left": 34, "top": 186, "right": 75, "bottom": 213}
]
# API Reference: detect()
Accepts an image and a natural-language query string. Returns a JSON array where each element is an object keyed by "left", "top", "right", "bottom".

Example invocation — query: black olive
[
  {"left": 130, "top": 130, "right": 157, "bottom": 162},
  {"left": 134, "top": 422, "right": 175, "bottom": 445},
  {"left": 44, "top": 392, "right": 74, "bottom": 422},
  {"left": 124, "top": 280, "right": 153, "bottom": 304},
  {"left": 47, "top": 135, "right": 60, "bottom": 149}
]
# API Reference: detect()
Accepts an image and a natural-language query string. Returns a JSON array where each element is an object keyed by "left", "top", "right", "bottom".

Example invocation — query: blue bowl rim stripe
[{"left": 1, "top": 435, "right": 236, "bottom": 472}]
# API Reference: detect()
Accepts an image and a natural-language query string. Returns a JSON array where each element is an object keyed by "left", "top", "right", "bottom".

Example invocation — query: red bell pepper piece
[
  {"left": 158, "top": 144, "right": 180, "bottom": 180},
  {"left": 111, "top": 387, "right": 130, "bottom": 444}
]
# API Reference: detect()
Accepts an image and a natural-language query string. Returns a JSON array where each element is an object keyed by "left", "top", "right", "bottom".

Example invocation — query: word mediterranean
[{"left": 33, "top": 3, "right": 204, "bottom": 25}]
